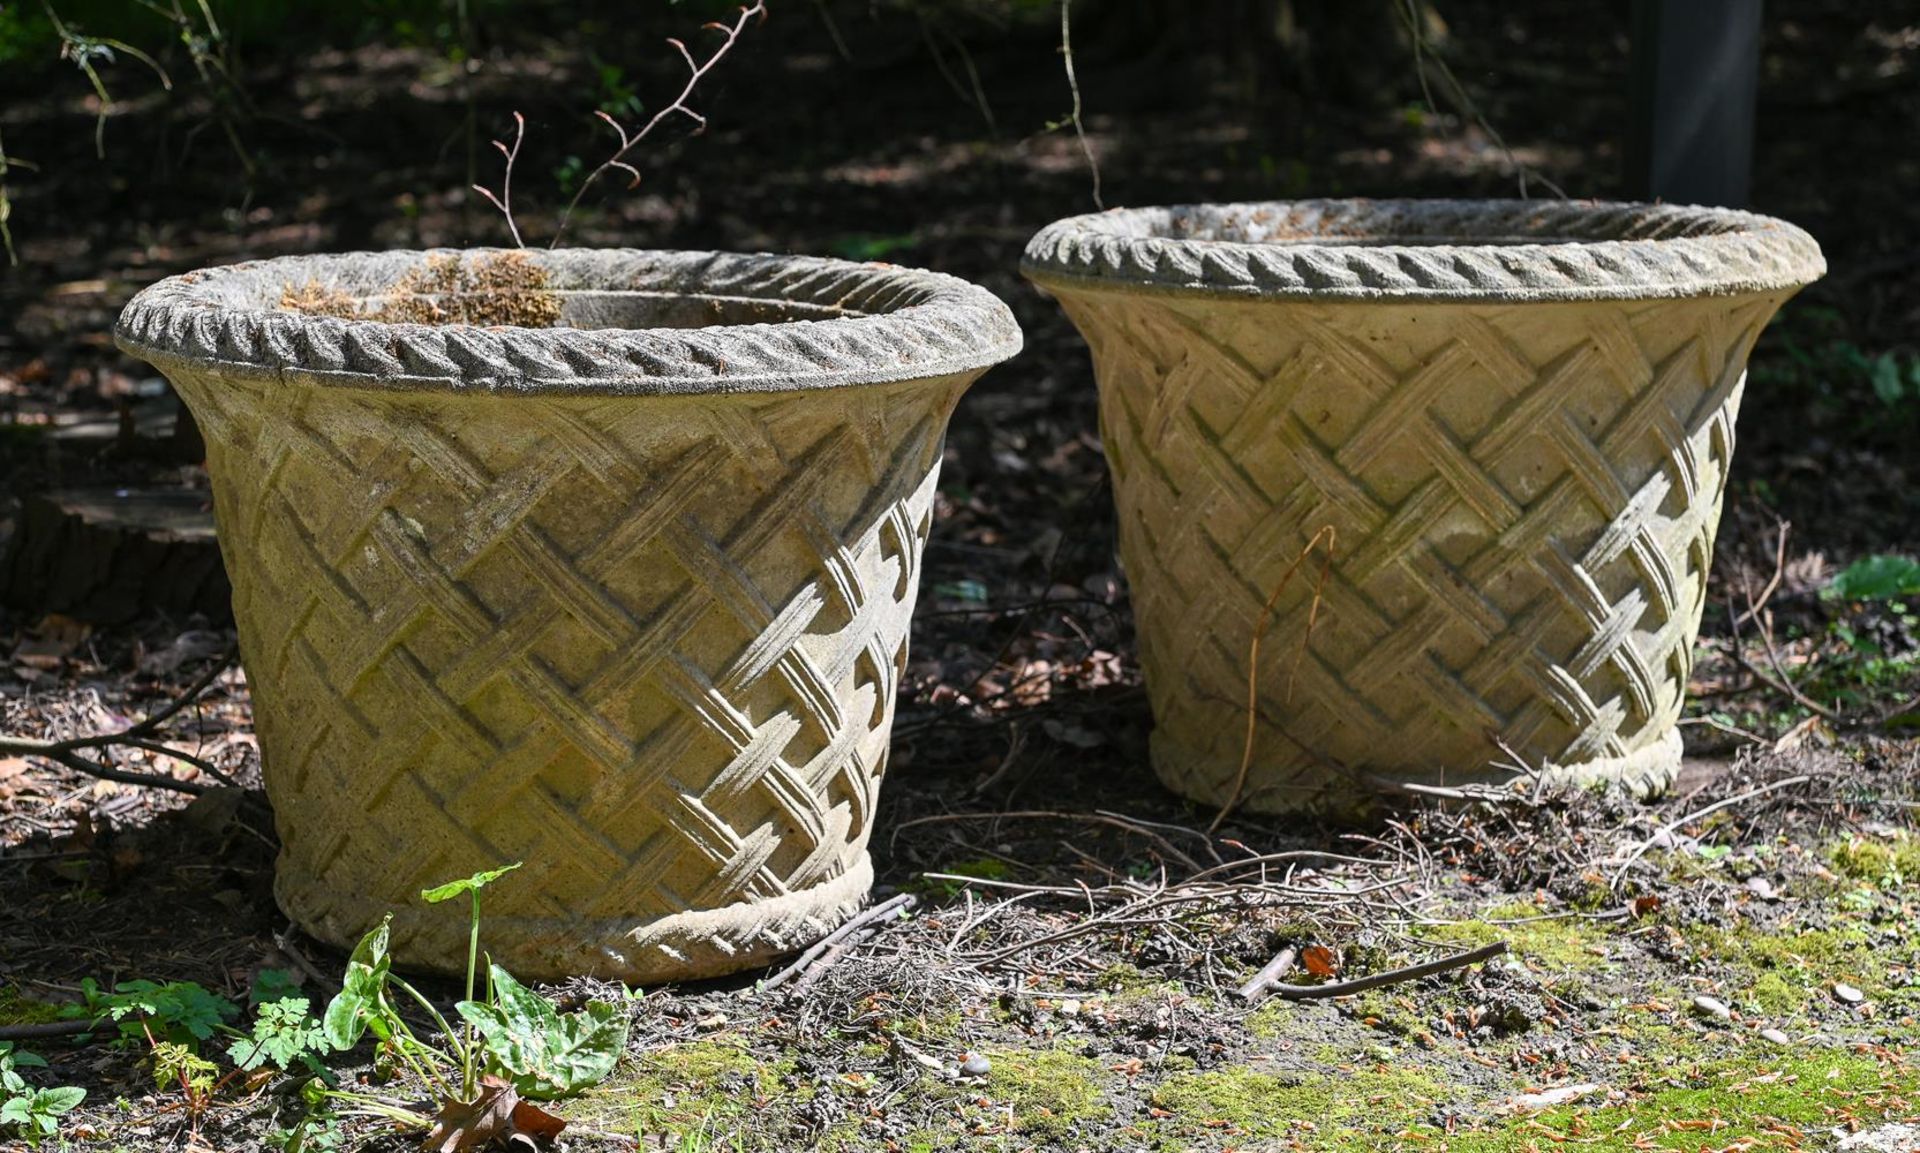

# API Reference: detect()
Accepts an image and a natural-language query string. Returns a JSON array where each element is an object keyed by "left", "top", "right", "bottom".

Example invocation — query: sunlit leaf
[{"left": 421, "top": 862, "right": 523, "bottom": 905}]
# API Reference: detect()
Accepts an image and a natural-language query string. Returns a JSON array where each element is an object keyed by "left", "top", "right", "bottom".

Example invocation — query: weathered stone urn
[
  {"left": 1023, "top": 200, "right": 1823, "bottom": 813},
  {"left": 116, "top": 249, "right": 1021, "bottom": 980}
]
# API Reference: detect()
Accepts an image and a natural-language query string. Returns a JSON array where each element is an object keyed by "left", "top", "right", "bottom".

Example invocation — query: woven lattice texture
[
  {"left": 1056, "top": 290, "right": 1788, "bottom": 811},
  {"left": 185, "top": 371, "right": 965, "bottom": 980},
  {"left": 1024, "top": 200, "right": 1825, "bottom": 302},
  {"left": 119, "top": 249, "right": 1020, "bottom": 981}
]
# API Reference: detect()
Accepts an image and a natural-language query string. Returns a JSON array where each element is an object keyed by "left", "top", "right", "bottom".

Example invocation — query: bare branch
[
  {"left": 1264, "top": 941, "right": 1507, "bottom": 1000},
  {"left": 1058, "top": 0, "right": 1102, "bottom": 210},
  {"left": 550, "top": 1, "right": 767, "bottom": 248},
  {"left": 472, "top": 110, "right": 526, "bottom": 247},
  {"left": 0, "top": 650, "right": 241, "bottom": 795}
]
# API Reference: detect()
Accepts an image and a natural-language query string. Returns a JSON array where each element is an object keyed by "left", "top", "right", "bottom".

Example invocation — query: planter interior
[
  {"left": 1025, "top": 200, "right": 1824, "bottom": 814},
  {"left": 116, "top": 248, "right": 1021, "bottom": 981}
]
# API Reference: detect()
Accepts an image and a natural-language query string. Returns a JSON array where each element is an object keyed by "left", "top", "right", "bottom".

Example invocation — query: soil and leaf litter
[
  {"left": 4, "top": 0, "right": 1920, "bottom": 1150},
  {"left": 1, "top": 629, "right": 1916, "bottom": 1150}
]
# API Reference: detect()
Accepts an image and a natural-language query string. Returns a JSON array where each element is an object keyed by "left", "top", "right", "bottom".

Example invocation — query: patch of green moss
[
  {"left": 572, "top": 1039, "right": 790, "bottom": 1144},
  {"left": 1689, "top": 922, "right": 1879, "bottom": 999},
  {"left": 1424, "top": 901, "right": 1611, "bottom": 972},
  {"left": 0, "top": 988, "right": 65, "bottom": 1026},
  {"left": 1830, "top": 831, "right": 1920, "bottom": 889},
  {"left": 1746, "top": 970, "right": 1806, "bottom": 1017},
  {"left": 1093, "top": 962, "right": 1151, "bottom": 993},
  {"left": 980, "top": 1047, "right": 1110, "bottom": 1141},
  {"left": 1345, "top": 990, "right": 1425, "bottom": 1037},
  {"left": 1146, "top": 1063, "right": 1451, "bottom": 1149},
  {"left": 1448, "top": 1047, "right": 1908, "bottom": 1151}
]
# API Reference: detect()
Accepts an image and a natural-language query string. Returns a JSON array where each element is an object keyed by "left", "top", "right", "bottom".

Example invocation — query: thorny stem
[
  {"left": 548, "top": 1, "right": 767, "bottom": 248},
  {"left": 472, "top": 111, "right": 525, "bottom": 248},
  {"left": 918, "top": 11, "right": 995, "bottom": 133},
  {"left": 1057, "top": 0, "right": 1102, "bottom": 209}
]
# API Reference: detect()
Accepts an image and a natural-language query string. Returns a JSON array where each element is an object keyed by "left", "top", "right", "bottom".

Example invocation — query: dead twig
[
  {"left": 0, "top": 1018, "right": 107, "bottom": 1043},
  {"left": 470, "top": 111, "right": 525, "bottom": 248},
  {"left": 892, "top": 809, "right": 1202, "bottom": 874},
  {"left": 1236, "top": 945, "right": 1297, "bottom": 1004},
  {"left": 1399, "top": 0, "right": 1564, "bottom": 199},
  {"left": 1264, "top": 941, "right": 1507, "bottom": 1001},
  {"left": 549, "top": 1, "right": 767, "bottom": 248},
  {"left": 1724, "top": 594, "right": 1841, "bottom": 723},
  {"left": 1732, "top": 518, "right": 1791, "bottom": 629},
  {"left": 0, "top": 651, "right": 240, "bottom": 795},
  {"left": 1054, "top": 0, "right": 1101, "bottom": 209},
  {"left": 1609, "top": 774, "right": 1814, "bottom": 890},
  {"left": 1211, "top": 525, "right": 1336, "bottom": 833},
  {"left": 760, "top": 893, "right": 917, "bottom": 992}
]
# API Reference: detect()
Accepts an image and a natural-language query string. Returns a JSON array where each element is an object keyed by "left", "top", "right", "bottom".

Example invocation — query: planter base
[
  {"left": 1148, "top": 727, "right": 1680, "bottom": 813},
  {"left": 277, "top": 852, "right": 875, "bottom": 984}
]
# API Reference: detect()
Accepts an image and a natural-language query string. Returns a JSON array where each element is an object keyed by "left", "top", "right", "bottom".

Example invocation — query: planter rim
[
  {"left": 115, "top": 248, "right": 1023, "bottom": 396},
  {"left": 1021, "top": 198, "right": 1825, "bottom": 303}
]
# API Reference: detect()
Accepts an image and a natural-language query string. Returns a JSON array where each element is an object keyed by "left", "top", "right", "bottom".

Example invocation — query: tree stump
[{"left": 1, "top": 488, "right": 231, "bottom": 625}]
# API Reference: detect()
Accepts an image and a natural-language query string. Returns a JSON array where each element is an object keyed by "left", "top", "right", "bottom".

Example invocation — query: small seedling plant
[
  {"left": 0, "top": 1042, "right": 85, "bottom": 1149},
  {"left": 26, "top": 862, "right": 626, "bottom": 1150},
  {"left": 304, "top": 861, "right": 632, "bottom": 1147},
  {"left": 56, "top": 968, "right": 334, "bottom": 1143}
]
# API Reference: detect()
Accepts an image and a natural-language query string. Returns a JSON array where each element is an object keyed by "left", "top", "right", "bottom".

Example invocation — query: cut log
[{"left": 1, "top": 487, "right": 231, "bottom": 625}]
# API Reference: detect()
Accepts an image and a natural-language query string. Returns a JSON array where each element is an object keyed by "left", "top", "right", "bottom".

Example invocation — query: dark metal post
[{"left": 1626, "top": 0, "right": 1763, "bottom": 207}]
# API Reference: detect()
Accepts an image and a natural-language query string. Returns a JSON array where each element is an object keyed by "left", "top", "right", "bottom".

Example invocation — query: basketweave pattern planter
[
  {"left": 116, "top": 249, "right": 1021, "bottom": 981},
  {"left": 1024, "top": 201, "right": 1824, "bottom": 813}
]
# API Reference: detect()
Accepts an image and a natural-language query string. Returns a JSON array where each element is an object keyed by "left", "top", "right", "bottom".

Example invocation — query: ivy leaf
[
  {"left": 421, "top": 863, "right": 522, "bottom": 905},
  {"left": 455, "top": 965, "right": 627, "bottom": 1100},
  {"left": 322, "top": 915, "right": 393, "bottom": 1052}
]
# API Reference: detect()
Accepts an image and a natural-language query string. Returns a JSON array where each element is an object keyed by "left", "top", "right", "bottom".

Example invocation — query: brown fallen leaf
[
  {"left": 1301, "top": 944, "right": 1339, "bottom": 978},
  {"left": 509, "top": 1099, "right": 567, "bottom": 1143},
  {"left": 424, "top": 1076, "right": 518, "bottom": 1153},
  {"left": 14, "top": 614, "right": 90, "bottom": 670}
]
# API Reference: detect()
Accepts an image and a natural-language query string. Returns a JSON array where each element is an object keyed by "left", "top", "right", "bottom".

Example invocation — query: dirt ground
[{"left": 1, "top": 1, "right": 1918, "bottom": 1150}]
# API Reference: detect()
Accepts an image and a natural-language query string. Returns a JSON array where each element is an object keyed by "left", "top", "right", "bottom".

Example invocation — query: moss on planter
[
  {"left": 279, "top": 251, "right": 563, "bottom": 328},
  {"left": 277, "top": 280, "right": 359, "bottom": 319}
]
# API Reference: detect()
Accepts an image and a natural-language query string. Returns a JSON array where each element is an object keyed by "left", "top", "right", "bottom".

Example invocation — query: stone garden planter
[
  {"left": 116, "top": 249, "right": 1020, "bottom": 980},
  {"left": 1024, "top": 200, "right": 1823, "bottom": 813}
]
